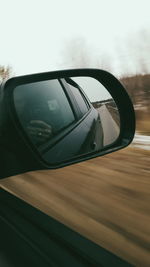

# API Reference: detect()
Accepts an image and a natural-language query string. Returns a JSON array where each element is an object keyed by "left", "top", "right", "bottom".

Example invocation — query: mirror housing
[{"left": 0, "top": 69, "right": 135, "bottom": 179}]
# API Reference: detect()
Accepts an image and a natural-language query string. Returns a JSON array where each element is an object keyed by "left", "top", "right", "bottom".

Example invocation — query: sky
[
  {"left": 0, "top": 0, "right": 150, "bottom": 77},
  {"left": 72, "top": 77, "right": 112, "bottom": 101}
]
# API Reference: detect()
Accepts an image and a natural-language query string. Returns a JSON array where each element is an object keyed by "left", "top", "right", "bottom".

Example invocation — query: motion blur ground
[
  {"left": 1, "top": 145, "right": 150, "bottom": 266},
  {"left": 132, "top": 134, "right": 150, "bottom": 150}
]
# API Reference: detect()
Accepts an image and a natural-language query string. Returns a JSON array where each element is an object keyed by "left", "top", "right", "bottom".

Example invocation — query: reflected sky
[{"left": 72, "top": 77, "right": 111, "bottom": 101}]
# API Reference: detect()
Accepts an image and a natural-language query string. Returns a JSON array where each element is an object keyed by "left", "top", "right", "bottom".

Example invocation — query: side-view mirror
[{"left": 0, "top": 69, "right": 135, "bottom": 179}]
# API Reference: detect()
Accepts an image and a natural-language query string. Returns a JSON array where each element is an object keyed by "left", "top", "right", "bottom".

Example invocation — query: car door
[{"left": 36, "top": 78, "right": 104, "bottom": 164}]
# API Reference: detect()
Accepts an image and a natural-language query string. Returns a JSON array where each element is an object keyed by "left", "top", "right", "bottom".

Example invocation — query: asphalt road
[
  {"left": 1, "top": 146, "right": 150, "bottom": 266},
  {"left": 98, "top": 105, "right": 120, "bottom": 146}
]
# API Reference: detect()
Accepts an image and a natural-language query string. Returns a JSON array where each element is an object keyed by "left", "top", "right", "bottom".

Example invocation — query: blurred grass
[{"left": 1, "top": 146, "right": 150, "bottom": 266}]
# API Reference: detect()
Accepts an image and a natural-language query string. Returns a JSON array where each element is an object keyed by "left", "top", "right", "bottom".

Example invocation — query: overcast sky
[{"left": 0, "top": 0, "right": 150, "bottom": 77}]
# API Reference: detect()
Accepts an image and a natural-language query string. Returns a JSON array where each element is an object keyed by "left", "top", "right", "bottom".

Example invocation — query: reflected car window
[
  {"left": 66, "top": 81, "right": 89, "bottom": 117},
  {"left": 14, "top": 79, "right": 75, "bottom": 146}
]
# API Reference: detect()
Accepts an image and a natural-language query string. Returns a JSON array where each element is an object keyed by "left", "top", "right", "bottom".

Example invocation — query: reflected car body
[
  {"left": 19, "top": 78, "right": 104, "bottom": 164},
  {"left": 40, "top": 78, "right": 104, "bottom": 164},
  {"left": 42, "top": 101, "right": 104, "bottom": 164}
]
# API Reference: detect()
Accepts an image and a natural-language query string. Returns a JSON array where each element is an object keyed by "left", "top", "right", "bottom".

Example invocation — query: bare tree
[
  {"left": 61, "top": 37, "right": 92, "bottom": 68},
  {"left": 0, "top": 65, "right": 12, "bottom": 83},
  {"left": 116, "top": 29, "right": 150, "bottom": 77},
  {"left": 61, "top": 37, "right": 113, "bottom": 72}
]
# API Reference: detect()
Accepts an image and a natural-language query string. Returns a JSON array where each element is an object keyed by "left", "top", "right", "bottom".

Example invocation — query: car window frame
[
  {"left": 61, "top": 78, "right": 91, "bottom": 119},
  {"left": 38, "top": 78, "right": 93, "bottom": 154}
]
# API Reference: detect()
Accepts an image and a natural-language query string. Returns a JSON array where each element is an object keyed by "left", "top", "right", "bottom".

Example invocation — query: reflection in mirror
[
  {"left": 13, "top": 77, "right": 120, "bottom": 165},
  {"left": 71, "top": 77, "right": 120, "bottom": 146}
]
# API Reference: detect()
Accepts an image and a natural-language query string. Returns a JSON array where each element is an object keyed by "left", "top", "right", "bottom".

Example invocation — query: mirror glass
[{"left": 13, "top": 77, "right": 120, "bottom": 164}]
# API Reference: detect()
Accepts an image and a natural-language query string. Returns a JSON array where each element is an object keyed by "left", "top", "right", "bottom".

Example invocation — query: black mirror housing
[{"left": 0, "top": 69, "right": 135, "bottom": 179}]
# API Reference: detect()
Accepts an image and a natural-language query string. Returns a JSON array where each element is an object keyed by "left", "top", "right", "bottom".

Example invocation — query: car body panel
[{"left": 0, "top": 188, "right": 133, "bottom": 267}]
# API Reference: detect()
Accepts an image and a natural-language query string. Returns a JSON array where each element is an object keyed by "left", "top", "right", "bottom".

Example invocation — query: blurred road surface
[
  {"left": 98, "top": 105, "right": 120, "bottom": 145},
  {"left": 0, "top": 146, "right": 150, "bottom": 266}
]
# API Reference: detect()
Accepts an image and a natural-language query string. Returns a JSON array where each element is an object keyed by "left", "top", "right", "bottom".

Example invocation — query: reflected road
[{"left": 98, "top": 105, "right": 120, "bottom": 145}]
